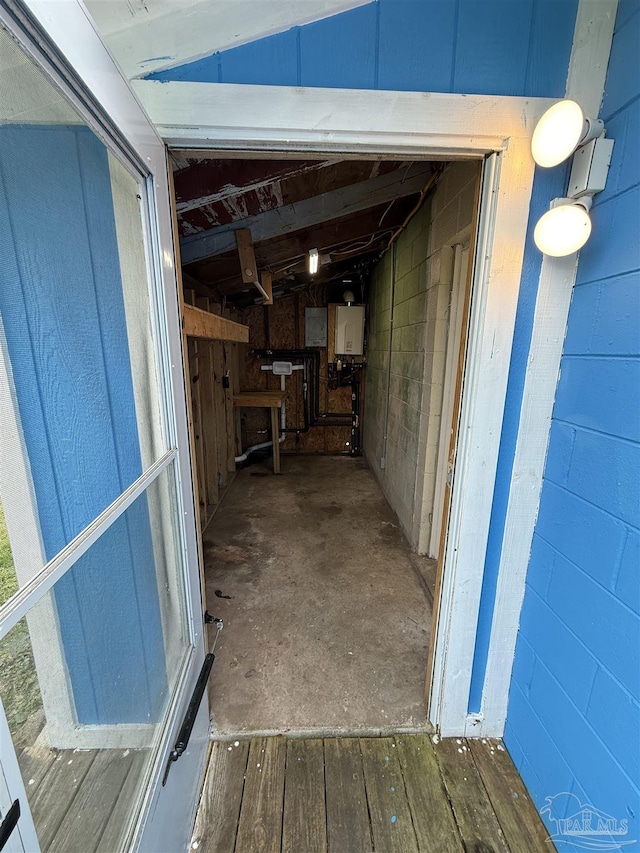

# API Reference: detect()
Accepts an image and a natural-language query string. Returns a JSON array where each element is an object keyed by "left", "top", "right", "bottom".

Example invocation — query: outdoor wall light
[
  {"left": 531, "top": 100, "right": 604, "bottom": 168},
  {"left": 308, "top": 248, "right": 319, "bottom": 275},
  {"left": 534, "top": 197, "right": 592, "bottom": 257},
  {"left": 531, "top": 99, "right": 614, "bottom": 257}
]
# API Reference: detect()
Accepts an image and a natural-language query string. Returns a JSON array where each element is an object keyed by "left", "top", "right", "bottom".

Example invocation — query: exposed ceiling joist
[
  {"left": 180, "top": 162, "right": 432, "bottom": 264},
  {"left": 173, "top": 158, "right": 330, "bottom": 213},
  {"left": 190, "top": 196, "right": 417, "bottom": 290}
]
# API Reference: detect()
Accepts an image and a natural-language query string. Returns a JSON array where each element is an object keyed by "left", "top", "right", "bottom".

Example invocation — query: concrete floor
[{"left": 203, "top": 455, "right": 435, "bottom": 736}]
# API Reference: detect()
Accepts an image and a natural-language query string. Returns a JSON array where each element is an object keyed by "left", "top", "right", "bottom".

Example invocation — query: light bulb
[
  {"left": 308, "top": 248, "right": 319, "bottom": 275},
  {"left": 534, "top": 201, "right": 592, "bottom": 256},
  {"left": 531, "top": 100, "right": 586, "bottom": 168}
]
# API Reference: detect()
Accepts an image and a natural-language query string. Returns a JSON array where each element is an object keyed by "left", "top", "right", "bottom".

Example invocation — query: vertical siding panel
[
  {"left": 453, "top": 0, "right": 534, "bottom": 95},
  {"left": 377, "top": 0, "right": 457, "bottom": 92},
  {"left": 299, "top": 4, "right": 377, "bottom": 89},
  {"left": 524, "top": 0, "right": 579, "bottom": 96},
  {"left": 0, "top": 125, "right": 166, "bottom": 724}
]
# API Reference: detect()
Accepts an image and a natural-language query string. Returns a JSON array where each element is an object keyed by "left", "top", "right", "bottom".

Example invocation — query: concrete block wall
[
  {"left": 364, "top": 161, "right": 478, "bottom": 548},
  {"left": 505, "top": 3, "right": 640, "bottom": 845}
]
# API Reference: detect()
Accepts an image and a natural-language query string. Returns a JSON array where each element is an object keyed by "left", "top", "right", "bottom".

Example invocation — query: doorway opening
[{"left": 170, "top": 153, "right": 482, "bottom": 736}]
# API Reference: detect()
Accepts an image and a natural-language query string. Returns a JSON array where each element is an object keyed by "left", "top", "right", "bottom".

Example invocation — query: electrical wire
[{"left": 386, "top": 166, "right": 444, "bottom": 251}]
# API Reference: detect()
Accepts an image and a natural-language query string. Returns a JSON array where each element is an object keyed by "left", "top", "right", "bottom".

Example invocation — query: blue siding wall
[
  {"left": 148, "top": 0, "right": 577, "bottom": 98},
  {"left": 505, "top": 4, "right": 640, "bottom": 847},
  {"left": 0, "top": 126, "right": 167, "bottom": 724}
]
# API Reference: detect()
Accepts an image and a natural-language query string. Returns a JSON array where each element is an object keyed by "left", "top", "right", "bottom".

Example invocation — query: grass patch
[
  {"left": 0, "top": 502, "right": 18, "bottom": 607},
  {"left": 0, "top": 503, "right": 44, "bottom": 747}
]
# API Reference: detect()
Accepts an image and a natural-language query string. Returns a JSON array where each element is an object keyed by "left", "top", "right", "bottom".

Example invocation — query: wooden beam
[
  {"left": 235, "top": 229, "right": 259, "bottom": 284},
  {"left": 261, "top": 271, "right": 273, "bottom": 305},
  {"left": 181, "top": 162, "right": 433, "bottom": 264},
  {"left": 183, "top": 303, "right": 249, "bottom": 343},
  {"left": 192, "top": 197, "right": 417, "bottom": 287},
  {"left": 174, "top": 159, "right": 329, "bottom": 214}
]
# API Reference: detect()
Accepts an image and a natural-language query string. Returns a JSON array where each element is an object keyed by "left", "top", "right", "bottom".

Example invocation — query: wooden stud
[
  {"left": 183, "top": 303, "right": 249, "bottom": 343},
  {"left": 261, "top": 270, "right": 273, "bottom": 305},
  {"left": 224, "top": 341, "right": 237, "bottom": 475},
  {"left": 235, "top": 228, "right": 259, "bottom": 284},
  {"left": 270, "top": 405, "right": 280, "bottom": 474},
  {"left": 196, "top": 297, "right": 220, "bottom": 517},
  {"left": 185, "top": 291, "right": 207, "bottom": 527}
]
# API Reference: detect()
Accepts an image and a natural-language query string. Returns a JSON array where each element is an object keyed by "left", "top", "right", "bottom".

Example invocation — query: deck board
[
  {"left": 434, "top": 738, "right": 510, "bottom": 853},
  {"left": 395, "top": 733, "right": 464, "bottom": 852},
  {"left": 18, "top": 745, "right": 57, "bottom": 795},
  {"left": 16, "top": 746, "right": 149, "bottom": 853},
  {"left": 190, "top": 740, "right": 249, "bottom": 853},
  {"left": 359, "top": 737, "right": 420, "bottom": 853},
  {"left": 97, "top": 751, "right": 148, "bottom": 853},
  {"left": 469, "top": 738, "right": 551, "bottom": 852},
  {"left": 324, "top": 738, "right": 373, "bottom": 853},
  {"left": 19, "top": 734, "right": 551, "bottom": 852},
  {"left": 282, "top": 739, "right": 327, "bottom": 853},
  {"left": 194, "top": 734, "right": 551, "bottom": 853},
  {"left": 235, "top": 736, "right": 286, "bottom": 853},
  {"left": 28, "top": 749, "right": 98, "bottom": 851},
  {"left": 48, "top": 750, "right": 135, "bottom": 853}
]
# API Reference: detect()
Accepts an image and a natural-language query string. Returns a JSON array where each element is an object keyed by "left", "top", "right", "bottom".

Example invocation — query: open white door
[{"left": 0, "top": 2, "right": 208, "bottom": 850}]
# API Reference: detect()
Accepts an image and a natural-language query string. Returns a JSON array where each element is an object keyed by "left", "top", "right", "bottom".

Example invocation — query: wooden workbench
[{"left": 233, "top": 391, "right": 285, "bottom": 473}]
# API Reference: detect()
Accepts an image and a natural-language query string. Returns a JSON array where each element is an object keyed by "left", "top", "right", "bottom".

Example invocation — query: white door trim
[
  {"left": 475, "top": 0, "right": 618, "bottom": 737},
  {"left": 427, "top": 239, "right": 470, "bottom": 559},
  {"left": 132, "top": 76, "right": 550, "bottom": 736}
]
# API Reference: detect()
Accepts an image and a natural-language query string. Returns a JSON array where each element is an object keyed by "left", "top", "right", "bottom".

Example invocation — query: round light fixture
[
  {"left": 531, "top": 100, "right": 588, "bottom": 167},
  {"left": 534, "top": 198, "right": 592, "bottom": 256}
]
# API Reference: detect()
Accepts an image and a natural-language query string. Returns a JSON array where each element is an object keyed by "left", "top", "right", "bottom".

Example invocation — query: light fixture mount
[
  {"left": 531, "top": 99, "right": 604, "bottom": 168},
  {"left": 534, "top": 197, "right": 593, "bottom": 257},
  {"left": 308, "top": 248, "right": 319, "bottom": 276}
]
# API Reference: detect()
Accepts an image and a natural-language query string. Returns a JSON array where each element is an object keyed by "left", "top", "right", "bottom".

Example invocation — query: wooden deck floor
[
  {"left": 192, "top": 735, "right": 552, "bottom": 853},
  {"left": 18, "top": 745, "right": 147, "bottom": 852}
]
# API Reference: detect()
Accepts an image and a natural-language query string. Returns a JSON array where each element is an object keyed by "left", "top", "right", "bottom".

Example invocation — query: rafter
[{"left": 180, "top": 163, "right": 432, "bottom": 264}]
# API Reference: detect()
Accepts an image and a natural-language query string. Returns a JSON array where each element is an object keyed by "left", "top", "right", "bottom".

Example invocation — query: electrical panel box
[
  {"left": 305, "top": 307, "right": 327, "bottom": 347},
  {"left": 335, "top": 305, "right": 365, "bottom": 356}
]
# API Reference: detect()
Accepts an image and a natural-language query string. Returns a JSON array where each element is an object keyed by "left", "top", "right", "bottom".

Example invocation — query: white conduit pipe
[
  {"left": 235, "top": 396, "right": 287, "bottom": 464},
  {"left": 234, "top": 432, "right": 285, "bottom": 464}
]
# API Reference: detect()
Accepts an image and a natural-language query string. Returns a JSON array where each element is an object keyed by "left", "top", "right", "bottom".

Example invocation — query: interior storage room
[{"left": 172, "top": 153, "right": 481, "bottom": 736}]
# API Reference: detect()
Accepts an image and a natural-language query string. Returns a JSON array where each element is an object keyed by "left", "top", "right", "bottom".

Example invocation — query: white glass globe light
[
  {"left": 534, "top": 202, "right": 592, "bottom": 256},
  {"left": 531, "top": 100, "right": 586, "bottom": 167}
]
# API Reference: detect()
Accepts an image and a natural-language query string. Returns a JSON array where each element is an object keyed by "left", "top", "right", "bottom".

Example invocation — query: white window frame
[{"left": 0, "top": 0, "right": 208, "bottom": 847}]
